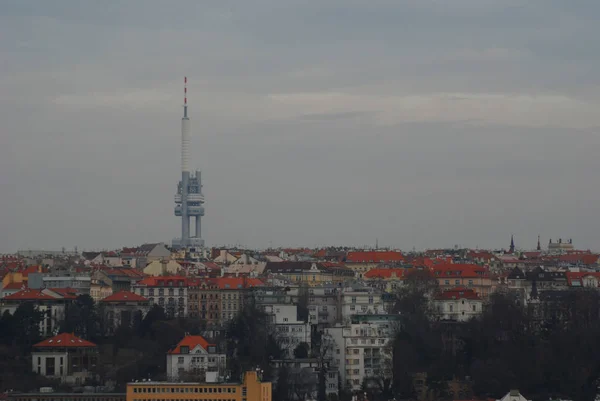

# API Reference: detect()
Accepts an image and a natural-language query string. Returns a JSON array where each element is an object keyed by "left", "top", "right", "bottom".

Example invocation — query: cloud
[{"left": 1, "top": 0, "right": 600, "bottom": 252}]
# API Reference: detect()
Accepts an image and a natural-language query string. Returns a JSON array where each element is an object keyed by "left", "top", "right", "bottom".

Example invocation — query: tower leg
[{"left": 195, "top": 216, "right": 201, "bottom": 239}]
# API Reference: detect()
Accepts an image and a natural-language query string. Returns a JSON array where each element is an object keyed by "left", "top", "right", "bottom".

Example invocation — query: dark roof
[{"left": 507, "top": 267, "right": 525, "bottom": 280}]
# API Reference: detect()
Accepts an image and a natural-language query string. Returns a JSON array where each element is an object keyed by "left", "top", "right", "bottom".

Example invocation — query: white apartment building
[
  {"left": 132, "top": 276, "right": 189, "bottom": 318},
  {"left": 325, "top": 315, "right": 401, "bottom": 392},
  {"left": 340, "top": 286, "right": 387, "bottom": 324},
  {"left": 263, "top": 303, "right": 311, "bottom": 358},
  {"left": 166, "top": 335, "right": 226, "bottom": 380},
  {"left": 432, "top": 288, "right": 483, "bottom": 322}
]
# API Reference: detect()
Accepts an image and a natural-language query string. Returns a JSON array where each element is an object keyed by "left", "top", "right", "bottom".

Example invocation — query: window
[
  {"left": 455, "top": 279, "right": 460, "bottom": 285},
  {"left": 178, "top": 357, "right": 185, "bottom": 364},
  {"left": 368, "top": 296, "right": 373, "bottom": 304},
  {"left": 351, "top": 297, "right": 357, "bottom": 304},
  {"left": 472, "top": 304, "right": 477, "bottom": 312},
  {"left": 445, "top": 280, "right": 450, "bottom": 285}
]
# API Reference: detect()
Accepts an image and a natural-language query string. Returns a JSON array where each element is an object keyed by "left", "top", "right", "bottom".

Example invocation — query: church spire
[
  {"left": 537, "top": 235, "right": 541, "bottom": 251},
  {"left": 509, "top": 235, "right": 515, "bottom": 253}
]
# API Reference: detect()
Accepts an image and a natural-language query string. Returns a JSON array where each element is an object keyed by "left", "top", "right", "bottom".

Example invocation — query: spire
[
  {"left": 537, "top": 235, "right": 541, "bottom": 251},
  {"left": 509, "top": 235, "right": 515, "bottom": 254},
  {"left": 183, "top": 76, "right": 188, "bottom": 119}
]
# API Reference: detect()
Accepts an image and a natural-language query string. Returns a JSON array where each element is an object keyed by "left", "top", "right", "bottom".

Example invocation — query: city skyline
[{"left": 2, "top": 1, "right": 600, "bottom": 252}]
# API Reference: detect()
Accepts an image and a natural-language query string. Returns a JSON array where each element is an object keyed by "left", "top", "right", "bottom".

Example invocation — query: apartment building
[
  {"left": 132, "top": 276, "right": 189, "bottom": 318},
  {"left": 263, "top": 304, "right": 311, "bottom": 358},
  {"left": 325, "top": 314, "right": 401, "bottom": 392},
  {"left": 432, "top": 288, "right": 483, "bottom": 322},
  {"left": 340, "top": 285, "right": 388, "bottom": 324}
]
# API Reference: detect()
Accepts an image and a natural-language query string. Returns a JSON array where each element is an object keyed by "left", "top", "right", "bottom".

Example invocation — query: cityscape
[{"left": 3, "top": 2, "right": 600, "bottom": 401}]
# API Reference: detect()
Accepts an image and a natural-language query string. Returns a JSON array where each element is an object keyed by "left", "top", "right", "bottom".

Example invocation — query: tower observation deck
[{"left": 172, "top": 77, "right": 205, "bottom": 249}]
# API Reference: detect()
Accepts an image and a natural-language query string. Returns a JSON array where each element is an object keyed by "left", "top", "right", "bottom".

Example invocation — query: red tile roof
[
  {"left": 100, "top": 290, "right": 148, "bottom": 302},
  {"left": 2, "top": 282, "right": 26, "bottom": 290},
  {"left": 559, "top": 254, "right": 599, "bottom": 265},
  {"left": 3, "top": 288, "right": 66, "bottom": 300},
  {"left": 34, "top": 332, "right": 96, "bottom": 348},
  {"left": 213, "top": 277, "right": 263, "bottom": 290},
  {"left": 21, "top": 265, "right": 43, "bottom": 277},
  {"left": 168, "top": 335, "right": 214, "bottom": 354},
  {"left": 565, "top": 271, "right": 600, "bottom": 286},
  {"left": 136, "top": 276, "right": 190, "bottom": 286},
  {"left": 346, "top": 251, "right": 404, "bottom": 263},
  {"left": 435, "top": 288, "right": 481, "bottom": 301}
]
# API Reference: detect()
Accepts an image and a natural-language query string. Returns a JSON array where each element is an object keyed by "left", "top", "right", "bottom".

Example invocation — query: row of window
[{"left": 132, "top": 387, "right": 238, "bottom": 394}]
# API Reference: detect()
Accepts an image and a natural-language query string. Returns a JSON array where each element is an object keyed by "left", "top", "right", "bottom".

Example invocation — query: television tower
[{"left": 173, "top": 77, "right": 205, "bottom": 249}]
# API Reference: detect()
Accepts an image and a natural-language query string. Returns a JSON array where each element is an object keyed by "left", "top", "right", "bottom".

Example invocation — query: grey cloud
[{"left": 1, "top": 0, "right": 600, "bottom": 252}]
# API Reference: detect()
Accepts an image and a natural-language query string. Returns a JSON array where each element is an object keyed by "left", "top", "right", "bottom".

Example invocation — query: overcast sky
[{"left": 1, "top": 0, "right": 600, "bottom": 253}]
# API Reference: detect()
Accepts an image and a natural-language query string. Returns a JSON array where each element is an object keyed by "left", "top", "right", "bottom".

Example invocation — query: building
[
  {"left": 133, "top": 243, "right": 172, "bottom": 268},
  {"left": 132, "top": 277, "right": 190, "bottom": 318},
  {"left": 271, "top": 359, "right": 339, "bottom": 400},
  {"left": 144, "top": 260, "right": 182, "bottom": 277},
  {"left": 1, "top": 288, "right": 77, "bottom": 336},
  {"left": 497, "top": 389, "right": 531, "bottom": 401},
  {"left": 99, "top": 291, "right": 151, "bottom": 334},
  {"left": 126, "top": 370, "right": 271, "bottom": 401},
  {"left": 263, "top": 304, "right": 311, "bottom": 358},
  {"left": 548, "top": 238, "right": 574, "bottom": 253},
  {"left": 31, "top": 332, "right": 98, "bottom": 385},
  {"left": 325, "top": 314, "right": 401, "bottom": 392},
  {"left": 344, "top": 251, "right": 404, "bottom": 278},
  {"left": 166, "top": 335, "right": 226, "bottom": 380},
  {"left": 173, "top": 77, "right": 205, "bottom": 249},
  {"left": 188, "top": 277, "right": 263, "bottom": 328},
  {"left": 263, "top": 262, "right": 354, "bottom": 286},
  {"left": 432, "top": 263, "right": 493, "bottom": 299},
  {"left": 433, "top": 288, "right": 483, "bottom": 322},
  {"left": 340, "top": 285, "right": 388, "bottom": 324}
]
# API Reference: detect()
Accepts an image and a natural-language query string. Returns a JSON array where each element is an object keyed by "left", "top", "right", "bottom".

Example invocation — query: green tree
[
  {"left": 274, "top": 364, "right": 291, "bottom": 401},
  {"left": 294, "top": 342, "right": 310, "bottom": 359},
  {"left": 61, "top": 294, "right": 98, "bottom": 340}
]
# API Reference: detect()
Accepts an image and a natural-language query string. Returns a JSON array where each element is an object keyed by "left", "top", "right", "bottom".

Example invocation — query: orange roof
[
  {"left": 101, "top": 290, "right": 148, "bottom": 302},
  {"left": 213, "top": 277, "right": 263, "bottom": 290},
  {"left": 346, "top": 251, "right": 404, "bottom": 263},
  {"left": 34, "top": 332, "right": 96, "bottom": 348},
  {"left": 435, "top": 287, "right": 481, "bottom": 301},
  {"left": 168, "top": 335, "right": 214, "bottom": 354},
  {"left": 559, "top": 254, "right": 599, "bottom": 265},
  {"left": 21, "top": 265, "right": 43, "bottom": 277},
  {"left": 3, "top": 288, "right": 75, "bottom": 300},
  {"left": 136, "top": 276, "right": 190, "bottom": 286},
  {"left": 565, "top": 271, "right": 600, "bottom": 286},
  {"left": 2, "top": 282, "right": 25, "bottom": 290}
]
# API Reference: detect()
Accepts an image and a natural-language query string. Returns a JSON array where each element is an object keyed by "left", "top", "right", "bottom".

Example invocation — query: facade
[
  {"left": 188, "top": 277, "right": 263, "bottom": 328},
  {"left": 8, "top": 393, "right": 125, "bottom": 401},
  {"left": 263, "top": 262, "right": 354, "bottom": 286},
  {"left": 133, "top": 277, "right": 189, "bottom": 318},
  {"left": 99, "top": 291, "right": 151, "bottom": 334},
  {"left": 31, "top": 333, "right": 98, "bottom": 385},
  {"left": 432, "top": 264, "right": 493, "bottom": 299},
  {"left": 166, "top": 335, "right": 226, "bottom": 380},
  {"left": 325, "top": 315, "right": 401, "bottom": 392},
  {"left": 127, "top": 370, "right": 271, "bottom": 401},
  {"left": 340, "top": 286, "right": 388, "bottom": 324},
  {"left": 144, "top": 260, "right": 182, "bottom": 277},
  {"left": 263, "top": 304, "right": 311, "bottom": 358},
  {"left": 433, "top": 288, "right": 483, "bottom": 322}
]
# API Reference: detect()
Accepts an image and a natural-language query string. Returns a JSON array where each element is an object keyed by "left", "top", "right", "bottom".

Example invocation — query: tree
[
  {"left": 61, "top": 294, "right": 98, "bottom": 340},
  {"left": 12, "top": 302, "right": 44, "bottom": 352},
  {"left": 274, "top": 364, "right": 291, "bottom": 401},
  {"left": 226, "top": 301, "right": 283, "bottom": 381},
  {"left": 294, "top": 342, "right": 310, "bottom": 359}
]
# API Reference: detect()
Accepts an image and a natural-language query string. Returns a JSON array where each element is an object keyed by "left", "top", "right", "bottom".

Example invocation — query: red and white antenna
[{"left": 183, "top": 77, "right": 188, "bottom": 118}]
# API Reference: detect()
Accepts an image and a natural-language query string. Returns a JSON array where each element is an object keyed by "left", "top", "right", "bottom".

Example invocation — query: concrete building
[
  {"left": 263, "top": 262, "right": 354, "bottom": 286},
  {"left": 432, "top": 288, "right": 483, "bottom": 322},
  {"left": 133, "top": 243, "right": 172, "bottom": 268},
  {"left": 166, "top": 335, "right": 226, "bottom": 381},
  {"left": 264, "top": 304, "right": 311, "bottom": 358},
  {"left": 173, "top": 77, "right": 205, "bottom": 249},
  {"left": 325, "top": 315, "right": 401, "bottom": 392},
  {"left": 126, "top": 371, "right": 271, "bottom": 401},
  {"left": 31, "top": 332, "right": 98, "bottom": 385},
  {"left": 99, "top": 291, "right": 151, "bottom": 334},
  {"left": 143, "top": 260, "right": 182, "bottom": 277},
  {"left": 340, "top": 285, "right": 388, "bottom": 324}
]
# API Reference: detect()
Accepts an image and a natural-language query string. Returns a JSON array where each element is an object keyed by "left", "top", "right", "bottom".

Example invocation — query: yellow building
[{"left": 127, "top": 371, "right": 271, "bottom": 401}]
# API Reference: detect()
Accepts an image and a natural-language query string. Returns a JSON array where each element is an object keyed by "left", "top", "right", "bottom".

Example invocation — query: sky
[{"left": 1, "top": 0, "right": 600, "bottom": 253}]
